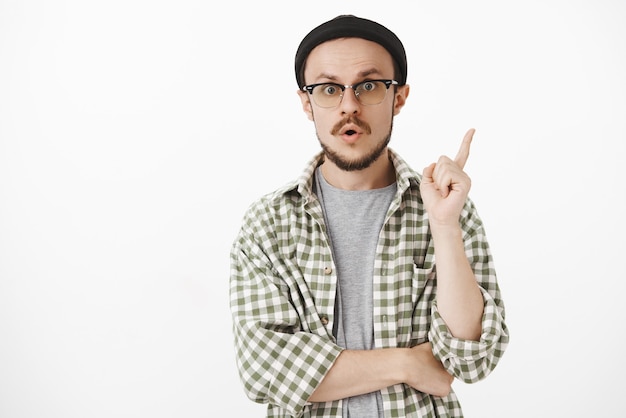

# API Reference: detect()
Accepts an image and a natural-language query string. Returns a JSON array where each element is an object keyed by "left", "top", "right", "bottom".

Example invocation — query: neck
[{"left": 320, "top": 149, "right": 396, "bottom": 190}]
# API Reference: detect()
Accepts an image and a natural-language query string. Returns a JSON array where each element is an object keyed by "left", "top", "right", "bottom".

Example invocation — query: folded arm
[{"left": 308, "top": 342, "right": 453, "bottom": 402}]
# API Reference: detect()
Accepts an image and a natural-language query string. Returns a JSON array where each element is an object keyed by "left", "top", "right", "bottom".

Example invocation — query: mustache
[{"left": 330, "top": 116, "right": 372, "bottom": 135}]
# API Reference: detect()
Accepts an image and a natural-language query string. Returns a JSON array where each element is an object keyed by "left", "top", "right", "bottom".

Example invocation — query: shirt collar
[{"left": 285, "top": 148, "right": 421, "bottom": 202}]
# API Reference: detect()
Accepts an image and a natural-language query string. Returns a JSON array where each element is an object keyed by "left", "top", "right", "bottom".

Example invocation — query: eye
[
  {"left": 321, "top": 84, "right": 341, "bottom": 96},
  {"left": 361, "top": 81, "right": 377, "bottom": 92}
]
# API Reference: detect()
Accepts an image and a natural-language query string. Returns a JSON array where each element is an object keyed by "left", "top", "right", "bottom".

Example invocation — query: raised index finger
[{"left": 454, "top": 128, "right": 475, "bottom": 169}]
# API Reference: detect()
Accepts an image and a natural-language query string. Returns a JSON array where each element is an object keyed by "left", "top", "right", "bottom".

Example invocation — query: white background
[{"left": 1, "top": 1, "right": 625, "bottom": 417}]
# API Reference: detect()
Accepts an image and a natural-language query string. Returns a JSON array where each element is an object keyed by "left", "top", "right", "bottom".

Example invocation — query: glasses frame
[{"left": 301, "top": 79, "right": 399, "bottom": 108}]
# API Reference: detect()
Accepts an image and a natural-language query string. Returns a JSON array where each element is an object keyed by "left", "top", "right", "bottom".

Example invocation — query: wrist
[
  {"left": 396, "top": 348, "right": 414, "bottom": 383},
  {"left": 429, "top": 222, "right": 463, "bottom": 239}
]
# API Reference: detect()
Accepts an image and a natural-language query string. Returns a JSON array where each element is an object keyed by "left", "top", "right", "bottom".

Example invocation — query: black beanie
[{"left": 295, "top": 15, "right": 407, "bottom": 88}]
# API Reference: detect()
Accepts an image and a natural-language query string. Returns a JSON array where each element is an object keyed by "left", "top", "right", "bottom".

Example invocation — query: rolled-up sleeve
[{"left": 429, "top": 289, "right": 508, "bottom": 383}]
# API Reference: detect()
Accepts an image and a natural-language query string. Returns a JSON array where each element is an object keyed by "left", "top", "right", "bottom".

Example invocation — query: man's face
[{"left": 298, "top": 37, "right": 409, "bottom": 171}]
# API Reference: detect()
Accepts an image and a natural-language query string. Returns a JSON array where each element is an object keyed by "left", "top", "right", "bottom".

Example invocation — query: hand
[
  {"left": 405, "top": 342, "right": 453, "bottom": 397},
  {"left": 420, "top": 129, "right": 474, "bottom": 227}
]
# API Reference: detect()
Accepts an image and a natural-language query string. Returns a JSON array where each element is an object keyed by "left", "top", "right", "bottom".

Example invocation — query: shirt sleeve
[
  {"left": 229, "top": 202, "right": 343, "bottom": 417},
  {"left": 428, "top": 198, "right": 510, "bottom": 383}
]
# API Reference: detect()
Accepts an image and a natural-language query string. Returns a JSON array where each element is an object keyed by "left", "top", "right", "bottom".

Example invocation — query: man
[{"left": 230, "top": 15, "right": 509, "bottom": 417}]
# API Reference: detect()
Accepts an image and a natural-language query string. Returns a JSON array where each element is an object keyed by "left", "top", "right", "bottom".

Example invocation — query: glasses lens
[
  {"left": 355, "top": 81, "right": 388, "bottom": 105},
  {"left": 312, "top": 84, "right": 343, "bottom": 108}
]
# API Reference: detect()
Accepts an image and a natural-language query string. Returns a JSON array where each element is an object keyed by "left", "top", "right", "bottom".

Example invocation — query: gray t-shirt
[{"left": 314, "top": 167, "right": 396, "bottom": 418}]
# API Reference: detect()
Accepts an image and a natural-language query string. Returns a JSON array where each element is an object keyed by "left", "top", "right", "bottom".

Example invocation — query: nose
[{"left": 339, "top": 86, "right": 360, "bottom": 114}]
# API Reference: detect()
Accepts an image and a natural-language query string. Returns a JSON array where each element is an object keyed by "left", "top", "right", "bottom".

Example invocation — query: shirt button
[
  {"left": 320, "top": 315, "right": 329, "bottom": 325},
  {"left": 324, "top": 267, "right": 332, "bottom": 275}
]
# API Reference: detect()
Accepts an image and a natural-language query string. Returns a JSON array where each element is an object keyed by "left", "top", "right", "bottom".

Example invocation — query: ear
[
  {"left": 392, "top": 84, "right": 410, "bottom": 116},
  {"left": 297, "top": 89, "right": 314, "bottom": 121}
]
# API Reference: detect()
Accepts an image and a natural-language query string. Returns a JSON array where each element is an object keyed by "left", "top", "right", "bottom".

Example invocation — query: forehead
[{"left": 304, "top": 37, "right": 395, "bottom": 83}]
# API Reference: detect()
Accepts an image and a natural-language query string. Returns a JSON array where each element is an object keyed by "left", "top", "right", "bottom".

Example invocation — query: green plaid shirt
[{"left": 230, "top": 149, "right": 509, "bottom": 418}]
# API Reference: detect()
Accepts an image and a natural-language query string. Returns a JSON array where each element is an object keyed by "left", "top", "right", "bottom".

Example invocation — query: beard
[{"left": 316, "top": 115, "right": 393, "bottom": 172}]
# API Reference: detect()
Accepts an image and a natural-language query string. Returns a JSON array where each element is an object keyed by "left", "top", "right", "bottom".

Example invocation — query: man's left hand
[{"left": 420, "top": 128, "right": 475, "bottom": 227}]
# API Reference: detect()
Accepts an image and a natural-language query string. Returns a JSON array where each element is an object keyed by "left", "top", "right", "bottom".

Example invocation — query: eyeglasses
[{"left": 302, "top": 79, "right": 398, "bottom": 108}]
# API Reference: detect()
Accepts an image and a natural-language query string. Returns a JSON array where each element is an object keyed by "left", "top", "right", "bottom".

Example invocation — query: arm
[
  {"left": 420, "top": 129, "right": 483, "bottom": 340},
  {"left": 421, "top": 129, "right": 509, "bottom": 382},
  {"left": 429, "top": 223, "right": 484, "bottom": 340},
  {"left": 309, "top": 342, "right": 453, "bottom": 402}
]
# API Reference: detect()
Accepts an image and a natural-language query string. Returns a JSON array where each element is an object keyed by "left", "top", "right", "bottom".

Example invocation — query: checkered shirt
[{"left": 230, "top": 149, "right": 509, "bottom": 417}]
